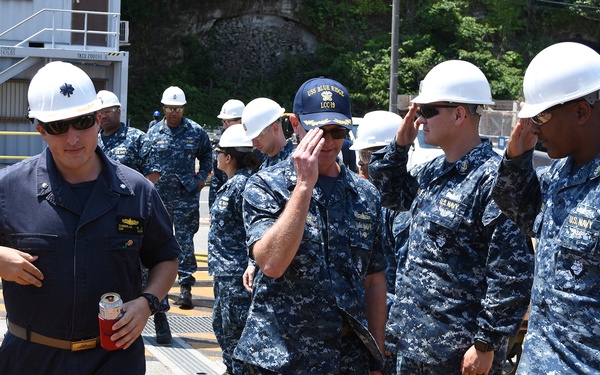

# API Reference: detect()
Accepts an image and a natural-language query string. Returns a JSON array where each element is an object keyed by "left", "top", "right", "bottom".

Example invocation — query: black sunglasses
[
  {"left": 530, "top": 101, "right": 576, "bottom": 125},
  {"left": 321, "top": 128, "right": 349, "bottom": 139},
  {"left": 417, "top": 104, "right": 459, "bottom": 119},
  {"left": 38, "top": 114, "right": 97, "bottom": 135}
]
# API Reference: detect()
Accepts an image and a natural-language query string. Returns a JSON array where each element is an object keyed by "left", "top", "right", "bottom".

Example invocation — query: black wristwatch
[
  {"left": 474, "top": 339, "right": 494, "bottom": 352},
  {"left": 141, "top": 293, "right": 160, "bottom": 316}
]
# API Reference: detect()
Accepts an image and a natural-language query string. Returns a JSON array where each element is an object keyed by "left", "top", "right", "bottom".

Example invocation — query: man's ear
[
  {"left": 575, "top": 100, "right": 591, "bottom": 124},
  {"left": 455, "top": 105, "right": 468, "bottom": 121},
  {"left": 36, "top": 124, "right": 46, "bottom": 136},
  {"left": 289, "top": 114, "right": 300, "bottom": 128}
]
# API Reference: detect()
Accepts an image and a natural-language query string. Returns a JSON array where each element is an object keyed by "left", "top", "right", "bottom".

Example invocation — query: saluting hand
[
  {"left": 0, "top": 246, "right": 43, "bottom": 287},
  {"left": 292, "top": 128, "right": 324, "bottom": 189},
  {"left": 395, "top": 103, "right": 420, "bottom": 147},
  {"left": 506, "top": 102, "right": 538, "bottom": 159}
]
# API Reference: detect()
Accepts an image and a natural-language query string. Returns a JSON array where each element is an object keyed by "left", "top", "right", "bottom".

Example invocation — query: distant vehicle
[{"left": 407, "top": 130, "right": 444, "bottom": 169}]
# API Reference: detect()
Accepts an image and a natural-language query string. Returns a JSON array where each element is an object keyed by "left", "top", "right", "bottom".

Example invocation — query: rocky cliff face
[{"left": 127, "top": 0, "right": 317, "bottom": 83}]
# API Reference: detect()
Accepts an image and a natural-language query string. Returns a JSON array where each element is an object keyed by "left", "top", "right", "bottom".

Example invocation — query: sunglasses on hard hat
[
  {"left": 163, "top": 107, "right": 184, "bottom": 114},
  {"left": 38, "top": 114, "right": 97, "bottom": 135},
  {"left": 320, "top": 128, "right": 349, "bottom": 139},
  {"left": 417, "top": 104, "right": 459, "bottom": 119}
]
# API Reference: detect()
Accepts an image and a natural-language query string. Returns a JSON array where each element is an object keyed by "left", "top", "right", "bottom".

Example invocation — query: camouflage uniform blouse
[
  {"left": 493, "top": 150, "right": 600, "bottom": 374},
  {"left": 208, "top": 168, "right": 252, "bottom": 276},
  {"left": 369, "top": 139, "right": 533, "bottom": 369},
  {"left": 234, "top": 158, "right": 386, "bottom": 373},
  {"left": 142, "top": 118, "right": 213, "bottom": 189},
  {"left": 98, "top": 123, "right": 146, "bottom": 173}
]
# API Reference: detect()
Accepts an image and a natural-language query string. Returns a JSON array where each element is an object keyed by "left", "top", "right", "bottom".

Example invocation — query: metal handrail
[
  {"left": 0, "top": 131, "right": 40, "bottom": 160},
  {"left": 0, "top": 8, "right": 121, "bottom": 51}
]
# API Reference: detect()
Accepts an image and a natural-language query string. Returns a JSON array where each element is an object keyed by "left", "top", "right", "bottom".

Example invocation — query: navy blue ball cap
[{"left": 293, "top": 77, "right": 352, "bottom": 130}]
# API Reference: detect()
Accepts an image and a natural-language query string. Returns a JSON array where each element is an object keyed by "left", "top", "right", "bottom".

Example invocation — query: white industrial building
[{"left": 0, "top": 0, "right": 129, "bottom": 163}]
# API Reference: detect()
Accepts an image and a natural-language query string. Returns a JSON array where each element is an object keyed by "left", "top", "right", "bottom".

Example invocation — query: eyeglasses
[
  {"left": 100, "top": 107, "right": 119, "bottom": 116},
  {"left": 163, "top": 107, "right": 184, "bottom": 114},
  {"left": 530, "top": 101, "right": 576, "bottom": 125},
  {"left": 216, "top": 149, "right": 228, "bottom": 155},
  {"left": 38, "top": 114, "right": 97, "bottom": 135},
  {"left": 417, "top": 104, "right": 459, "bottom": 119},
  {"left": 253, "top": 124, "right": 273, "bottom": 141},
  {"left": 320, "top": 128, "right": 349, "bottom": 139}
]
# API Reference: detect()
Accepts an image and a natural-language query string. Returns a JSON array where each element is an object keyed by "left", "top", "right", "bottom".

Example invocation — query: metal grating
[
  {"left": 143, "top": 315, "right": 213, "bottom": 335},
  {"left": 143, "top": 335, "right": 225, "bottom": 375}
]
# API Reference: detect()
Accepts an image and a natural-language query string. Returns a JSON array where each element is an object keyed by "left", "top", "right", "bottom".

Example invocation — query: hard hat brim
[
  {"left": 217, "top": 113, "right": 241, "bottom": 120},
  {"left": 349, "top": 140, "right": 387, "bottom": 151},
  {"left": 30, "top": 98, "right": 103, "bottom": 123},
  {"left": 411, "top": 94, "right": 495, "bottom": 106}
]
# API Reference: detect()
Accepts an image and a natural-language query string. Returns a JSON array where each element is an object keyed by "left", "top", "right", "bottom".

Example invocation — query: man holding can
[{"left": 0, "top": 61, "right": 179, "bottom": 374}]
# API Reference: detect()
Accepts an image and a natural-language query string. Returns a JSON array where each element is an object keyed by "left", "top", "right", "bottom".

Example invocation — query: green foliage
[{"left": 123, "top": 0, "right": 600, "bottom": 127}]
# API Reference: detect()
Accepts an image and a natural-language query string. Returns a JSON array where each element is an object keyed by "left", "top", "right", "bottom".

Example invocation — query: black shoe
[
  {"left": 175, "top": 285, "right": 193, "bottom": 310},
  {"left": 154, "top": 312, "right": 172, "bottom": 344}
]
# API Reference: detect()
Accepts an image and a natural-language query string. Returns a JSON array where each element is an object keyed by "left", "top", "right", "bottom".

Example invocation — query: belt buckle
[{"left": 71, "top": 338, "right": 97, "bottom": 351}]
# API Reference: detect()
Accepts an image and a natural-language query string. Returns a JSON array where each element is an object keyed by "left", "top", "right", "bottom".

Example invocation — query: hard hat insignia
[
  {"left": 172, "top": 94, "right": 177, "bottom": 100},
  {"left": 321, "top": 91, "right": 333, "bottom": 102},
  {"left": 60, "top": 83, "right": 75, "bottom": 98}
]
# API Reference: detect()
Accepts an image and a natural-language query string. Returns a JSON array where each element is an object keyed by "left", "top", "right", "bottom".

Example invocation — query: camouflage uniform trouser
[
  {"left": 162, "top": 184, "right": 199, "bottom": 287},
  {"left": 213, "top": 276, "right": 251, "bottom": 373},
  {"left": 397, "top": 336, "right": 508, "bottom": 375},
  {"left": 239, "top": 330, "right": 371, "bottom": 374}
]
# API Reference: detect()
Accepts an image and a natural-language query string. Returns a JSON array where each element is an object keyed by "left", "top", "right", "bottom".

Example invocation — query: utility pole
[{"left": 389, "top": 0, "right": 400, "bottom": 113}]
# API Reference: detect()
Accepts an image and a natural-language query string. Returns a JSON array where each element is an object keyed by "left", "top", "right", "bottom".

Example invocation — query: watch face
[{"left": 474, "top": 340, "right": 492, "bottom": 352}]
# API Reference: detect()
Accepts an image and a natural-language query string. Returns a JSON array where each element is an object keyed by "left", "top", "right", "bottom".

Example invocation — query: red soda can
[{"left": 98, "top": 292, "right": 123, "bottom": 350}]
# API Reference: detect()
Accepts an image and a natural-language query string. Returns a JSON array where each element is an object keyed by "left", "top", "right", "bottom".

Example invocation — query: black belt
[{"left": 7, "top": 321, "right": 99, "bottom": 351}]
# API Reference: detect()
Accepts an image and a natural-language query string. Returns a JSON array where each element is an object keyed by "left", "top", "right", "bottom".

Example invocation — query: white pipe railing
[{"left": 0, "top": 8, "right": 121, "bottom": 51}]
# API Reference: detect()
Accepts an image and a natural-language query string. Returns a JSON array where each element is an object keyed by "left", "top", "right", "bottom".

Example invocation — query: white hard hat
[
  {"left": 242, "top": 97, "right": 285, "bottom": 140},
  {"left": 217, "top": 99, "right": 245, "bottom": 119},
  {"left": 97, "top": 90, "right": 121, "bottom": 109},
  {"left": 28, "top": 61, "right": 102, "bottom": 122},
  {"left": 161, "top": 86, "right": 186, "bottom": 106},
  {"left": 519, "top": 42, "right": 600, "bottom": 118},
  {"left": 411, "top": 60, "right": 495, "bottom": 105},
  {"left": 218, "top": 124, "right": 253, "bottom": 148},
  {"left": 350, "top": 111, "right": 401, "bottom": 150}
]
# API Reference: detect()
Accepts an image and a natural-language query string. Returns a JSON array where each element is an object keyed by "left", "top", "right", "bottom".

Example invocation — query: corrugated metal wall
[
  {"left": 0, "top": 80, "right": 28, "bottom": 121},
  {"left": 0, "top": 80, "right": 45, "bottom": 164}
]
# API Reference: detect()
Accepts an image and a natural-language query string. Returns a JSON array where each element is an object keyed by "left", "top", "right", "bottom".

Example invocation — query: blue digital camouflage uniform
[
  {"left": 142, "top": 117, "right": 212, "bottom": 287},
  {"left": 208, "top": 168, "right": 253, "bottom": 373},
  {"left": 492, "top": 149, "right": 600, "bottom": 374},
  {"left": 382, "top": 208, "right": 411, "bottom": 375},
  {"left": 258, "top": 139, "right": 294, "bottom": 170},
  {"left": 234, "top": 158, "right": 386, "bottom": 374},
  {"left": 369, "top": 139, "right": 534, "bottom": 374},
  {"left": 244, "top": 140, "right": 296, "bottom": 271},
  {"left": 211, "top": 149, "right": 265, "bottom": 208},
  {"left": 209, "top": 149, "right": 228, "bottom": 208},
  {"left": 98, "top": 123, "right": 146, "bottom": 173}
]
